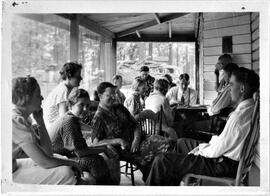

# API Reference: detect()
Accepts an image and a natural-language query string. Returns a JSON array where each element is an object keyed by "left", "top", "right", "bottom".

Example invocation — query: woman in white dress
[
  {"left": 43, "top": 62, "right": 83, "bottom": 130},
  {"left": 12, "top": 76, "right": 92, "bottom": 184}
]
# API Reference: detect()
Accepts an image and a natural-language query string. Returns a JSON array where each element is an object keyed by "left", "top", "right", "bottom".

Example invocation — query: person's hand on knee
[{"left": 77, "top": 171, "right": 96, "bottom": 185}]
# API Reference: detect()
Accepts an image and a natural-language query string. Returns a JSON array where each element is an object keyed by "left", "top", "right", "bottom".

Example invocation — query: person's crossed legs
[{"left": 146, "top": 138, "right": 238, "bottom": 185}]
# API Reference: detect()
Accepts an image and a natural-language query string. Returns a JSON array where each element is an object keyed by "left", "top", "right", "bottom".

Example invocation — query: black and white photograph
[{"left": 1, "top": 0, "right": 269, "bottom": 195}]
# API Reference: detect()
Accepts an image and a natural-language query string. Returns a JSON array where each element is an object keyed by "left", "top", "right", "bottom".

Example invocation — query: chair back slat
[
  {"left": 235, "top": 92, "right": 260, "bottom": 186},
  {"left": 156, "top": 106, "right": 164, "bottom": 136},
  {"left": 139, "top": 109, "right": 159, "bottom": 136}
]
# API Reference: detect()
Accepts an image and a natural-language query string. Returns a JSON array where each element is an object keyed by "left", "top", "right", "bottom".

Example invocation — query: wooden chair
[
  {"left": 140, "top": 109, "right": 162, "bottom": 136},
  {"left": 120, "top": 108, "right": 163, "bottom": 185},
  {"left": 183, "top": 93, "right": 260, "bottom": 186}
]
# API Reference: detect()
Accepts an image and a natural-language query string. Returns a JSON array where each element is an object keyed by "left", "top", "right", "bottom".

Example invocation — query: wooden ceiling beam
[
  {"left": 116, "top": 13, "right": 189, "bottom": 38},
  {"left": 194, "top": 13, "right": 199, "bottom": 38},
  {"left": 153, "top": 13, "right": 161, "bottom": 24},
  {"left": 116, "top": 33, "right": 195, "bottom": 42},
  {"left": 169, "top": 22, "right": 172, "bottom": 39},
  {"left": 136, "top": 30, "right": 141, "bottom": 38}
]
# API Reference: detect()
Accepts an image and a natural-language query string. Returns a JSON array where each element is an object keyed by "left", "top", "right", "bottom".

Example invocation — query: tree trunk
[
  {"left": 176, "top": 44, "right": 179, "bottom": 67},
  {"left": 168, "top": 43, "right": 173, "bottom": 65},
  {"left": 148, "top": 42, "right": 153, "bottom": 60}
]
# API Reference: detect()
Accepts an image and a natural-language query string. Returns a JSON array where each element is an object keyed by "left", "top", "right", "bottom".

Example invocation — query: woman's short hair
[
  {"left": 140, "top": 66, "right": 150, "bottom": 72},
  {"left": 96, "top": 82, "right": 116, "bottom": 95},
  {"left": 132, "top": 77, "right": 145, "bottom": 91},
  {"left": 218, "top": 54, "right": 232, "bottom": 65},
  {"left": 12, "top": 76, "right": 39, "bottom": 107},
  {"left": 232, "top": 67, "right": 259, "bottom": 98},
  {"left": 163, "top": 74, "right": 173, "bottom": 83},
  {"left": 112, "top": 74, "right": 122, "bottom": 81},
  {"left": 222, "top": 63, "right": 239, "bottom": 77},
  {"left": 68, "top": 88, "right": 89, "bottom": 107},
  {"left": 154, "top": 78, "right": 169, "bottom": 95},
  {"left": 59, "top": 62, "right": 82, "bottom": 80},
  {"left": 179, "top": 73, "right": 190, "bottom": 81},
  {"left": 93, "top": 90, "right": 100, "bottom": 101}
]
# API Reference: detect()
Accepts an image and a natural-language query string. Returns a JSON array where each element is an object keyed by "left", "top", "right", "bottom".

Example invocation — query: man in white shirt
[
  {"left": 166, "top": 73, "right": 197, "bottom": 106},
  {"left": 146, "top": 67, "right": 259, "bottom": 185}
]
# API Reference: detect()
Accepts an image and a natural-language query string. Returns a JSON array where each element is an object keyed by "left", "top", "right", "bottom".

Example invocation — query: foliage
[
  {"left": 117, "top": 42, "right": 196, "bottom": 88},
  {"left": 12, "top": 15, "right": 70, "bottom": 77}
]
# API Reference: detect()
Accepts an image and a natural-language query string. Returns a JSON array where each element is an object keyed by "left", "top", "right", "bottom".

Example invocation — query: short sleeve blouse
[
  {"left": 12, "top": 107, "right": 39, "bottom": 171},
  {"left": 43, "top": 82, "right": 70, "bottom": 128}
]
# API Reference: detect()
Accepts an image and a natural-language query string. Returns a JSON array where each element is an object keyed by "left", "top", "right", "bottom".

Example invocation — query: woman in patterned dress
[
  {"left": 48, "top": 88, "right": 115, "bottom": 185},
  {"left": 91, "top": 82, "right": 175, "bottom": 182}
]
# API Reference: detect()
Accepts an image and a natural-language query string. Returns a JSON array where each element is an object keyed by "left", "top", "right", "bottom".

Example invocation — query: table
[
  {"left": 172, "top": 105, "right": 207, "bottom": 113},
  {"left": 171, "top": 105, "right": 210, "bottom": 138}
]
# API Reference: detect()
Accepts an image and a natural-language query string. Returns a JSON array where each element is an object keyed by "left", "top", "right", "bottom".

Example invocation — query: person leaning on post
[
  {"left": 208, "top": 63, "right": 239, "bottom": 116},
  {"left": 214, "top": 54, "right": 232, "bottom": 94}
]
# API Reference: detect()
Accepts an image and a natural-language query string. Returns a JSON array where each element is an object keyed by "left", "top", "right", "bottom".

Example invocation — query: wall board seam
[
  {"left": 203, "top": 32, "right": 252, "bottom": 40},
  {"left": 204, "top": 22, "right": 250, "bottom": 31},
  {"left": 203, "top": 13, "right": 250, "bottom": 22}
]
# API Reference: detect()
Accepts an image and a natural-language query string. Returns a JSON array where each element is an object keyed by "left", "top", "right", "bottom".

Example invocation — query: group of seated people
[{"left": 12, "top": 54, "right": 259, "bottom": 186}]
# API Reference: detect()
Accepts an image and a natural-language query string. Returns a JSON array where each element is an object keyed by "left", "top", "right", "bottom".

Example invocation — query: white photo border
[{"left": 1, "top": 0, "right": 269, "bottom": 195}]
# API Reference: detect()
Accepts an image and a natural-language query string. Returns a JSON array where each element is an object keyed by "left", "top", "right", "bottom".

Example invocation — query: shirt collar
[
  {"left": 150, "top": 90, "right": 163, "bottom": 96},
  {"left": 97, "top": 104, "right": 118, "bottom": 120},
  {"left": 97, "top": 105, "right": 109, "bottom": 113},
  {"left": 235, "top": 98, "right": 254, "bottom": 112},
  {"left": 178, "top": 86, "right": 189, "bottom": 93}
]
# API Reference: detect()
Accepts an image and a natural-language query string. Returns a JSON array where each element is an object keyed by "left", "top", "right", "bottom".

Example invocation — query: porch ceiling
[
  {"left": 20, "top": 13, "right": 197, "bottom": 42},
  {"left": 83, "top": 13, "right": 197, "bottom": 42}
]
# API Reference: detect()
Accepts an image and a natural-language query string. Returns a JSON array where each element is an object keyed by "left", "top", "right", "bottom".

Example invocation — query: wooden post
[
  {"left": 70, "top": 15, "right": 79, "bottom": 62},
  {"left": 198, "top": 13, "right": 204, "bottom": 105},
  {"left": 195, "top": 40, "right": 200, "bottom": 103},
  {"left": 111, "top": 39, "right": 117, "bottom": 78},
  {"left": 104, "top": 39, "right": 117, "bottom": 81}
]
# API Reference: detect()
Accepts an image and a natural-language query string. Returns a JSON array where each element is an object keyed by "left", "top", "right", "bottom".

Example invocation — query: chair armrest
[
  {"left": 73, "top": 145, "right": 107, "bottom": 158},
  {"left": 183, "top": 173, "right": 235, "bottom": 186}
]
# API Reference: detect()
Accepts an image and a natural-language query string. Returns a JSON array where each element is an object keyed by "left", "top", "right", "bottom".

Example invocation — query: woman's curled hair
[
  {"left": 59, "top": 62, "right": 82, "bottom": 80},
  {"left": 12, "top": 76, "right": 39, "bottom": 107},
  {"left": 68, "top": 88, "right": 90, "bottom": 107}
]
